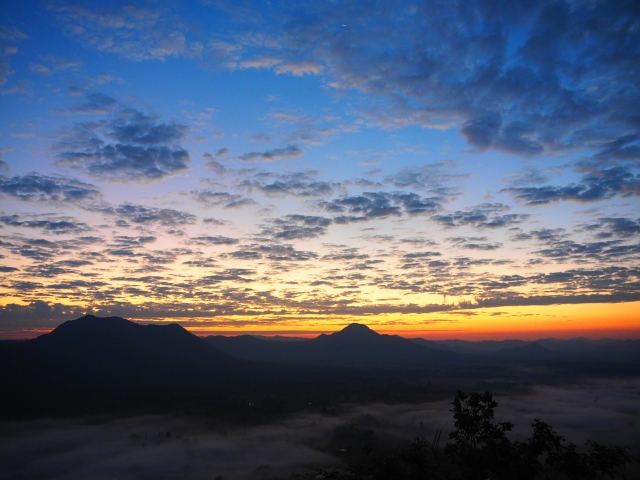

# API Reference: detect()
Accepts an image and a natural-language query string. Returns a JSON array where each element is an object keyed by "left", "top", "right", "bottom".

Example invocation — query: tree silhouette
[{"left": 292, "top": 390, "right": 633, "bottom": 480}]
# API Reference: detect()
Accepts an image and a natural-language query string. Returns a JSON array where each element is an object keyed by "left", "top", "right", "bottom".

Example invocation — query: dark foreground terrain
[
  {"left": 1, "top": 381, "right": 638, "bottom": 480},
  {"left": 1, "top": 316, "right": 639, "bottom": 479},
  {"left": 1, "top": 315, "right": 638, "bottom": 420}
]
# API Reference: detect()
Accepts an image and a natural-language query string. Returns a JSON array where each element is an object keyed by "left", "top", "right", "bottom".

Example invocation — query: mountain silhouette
[
  {"left": 206, "top": 323, "right": 457, "bottom": 367},
  {"left": 0, "top": 315, "right": 242, "bottom": 416},
  {"left": 407, "top": 337, "right": 640, "bottom": 363},
  {"left": 491, "top": 341, "right": 555, "bottom": 361}
]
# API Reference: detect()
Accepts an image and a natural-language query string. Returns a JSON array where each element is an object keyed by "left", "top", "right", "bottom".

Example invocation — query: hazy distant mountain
[
  {"left": 414, "top": 339, "right": 530, "bottom": 355},
  {"left": 407, "top": 338, "right": 455, "bottom": 351},
  {"left": 491, "top": 341, "right": 555, "bottom": 361},
  {"left": 411, "top": 338, "right": 556, "bottom": 362},
  {"left": 206, "top": 323, "right": 457, "bottom": 367},
  {"left": 537, "top": 338, "right": 640, "bottom": 362},
  {"left": 252, "top": 335, "right": 308, "bottom": 342},
  {"left": 407, "top": 337, "right": 639, "bottom": 363}
]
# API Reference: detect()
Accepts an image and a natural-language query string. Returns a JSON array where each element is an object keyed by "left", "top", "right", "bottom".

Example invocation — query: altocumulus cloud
[
  {"left": 238, "top": 145, "right": 303, "bottom": 162},
  {"left": 0, "top": 214, "right": 92, "bottom": 235},
  {"left": 99, "top": 203, "right": 197, "bottom": 227},
  {"left": 0, "top": 173, "right": 101, "bottom": 203},
  {"left": 502, "top": 166, "right": 640, "bottom": 205},
  {"left": 433, "top": 203, "right": 529, "bottom": 229},
  {"left": 46, "top": 2, "right": 203, "bottom": 61},
  {"left": 55, "top": 94, "right": 191, "bottom": 182},
  {"left": 261, "top": 214, "right": 332, "bottom": 240},
  {"left": 319, "top": 191, "right": 441, "bottom": 223},
  {"left": 213, "top": 0, "right": 640, "bottom": 159}
]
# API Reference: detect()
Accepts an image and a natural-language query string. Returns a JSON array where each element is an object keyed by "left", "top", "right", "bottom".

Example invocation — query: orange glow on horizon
[
  {"left": 2, "top": 301, "right": 639, "bottom": 341},
  {"left": 182, "top": 301, "right": 640, "bottom": 340}
]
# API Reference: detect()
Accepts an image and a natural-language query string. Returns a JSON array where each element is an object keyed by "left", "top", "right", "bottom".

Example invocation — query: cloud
[
  {"left": 511, "top": 228, "right": 567, "bottom": 243},
  {"left": 238, "top": 145, "right": 303, "bottom": 162},
  {"left": 593, "top": 133, "right": 640, "bottom": 162},
  {"left": 261, "top": 214, "right": 332, "bottom": 240},
  {"left": 239, "top": 56, "right": 324, "bottom": 76},
  {"left": 0, "top": 25, "right": 27, "bottom": 86},
  {"left": 0, "top": 174, "right": 101, "bottom": 203},
  {"left": 47, "top": 2, "right": 203, "bottom": 61},
  {"left": 55, "top": 94, "right": 190, "bottom": 182},
  {"left": 384, "top": 160, "right": 468, "bottom": 195},
  {"left": 433, "top": 203, "right": 529, "bottom": 229},
  {"left": 0, "top": 214, "right": 92, "bottom": 235},
  {"left": 67, "top": 92, "right": 118, "bottom": 115},
  {"left": 203, "top": 148, "right": 230, "bottom": 159},
  {"left": 30, "top": 55, "right": 82, "bottom": 75},
  {"left": 202, "top": 149, "right": 230, "bottom": 175},
  {"left": 1, "top": 80, "right": 33, "bottom": 96},
  {"left": 319, "top": 191, "right": 440, "bottom": 223},
  {"left": 533, "top": 240, "right": 640, "bottom": 262},
  {"left": 247, "top": 133, "right": 271, "bottom": 143},
  {"left": 189, "top": 235, "right": 239, "bottom": 246},
  {"left": 107, "top": 203, "right": 197, "bottom": 227},
  {"left": 447, "top": 237, "right": 502, "bottom": 251},
  {"left": 240, "top": 171, "right": 337, "bottom": 198},
  {"left": 111, "top": 235, "right": 157, "bottom": 246},
  {"left": 503, "top": 168, "right": 551, "bottom": 187},
  {"left": 192, "top": 189, "right": 256, "bottom": 209},
  {"left": 584, "top": 217, "right": 640, "bottom": 239},
  {"left": 227, "top": 244, "right": 318, "bottom": 262},
  {"left": 202, "top": 217, "right": 229, "bottom": 226},
  {"left": 275, "top": 61, "right": 324, "bottom": 76},
  {"left": 502, "top": 167, "right": 640, "bottom": 205},
  {"left": 215, "top": 1, "right": 640, "bottom": 158}
]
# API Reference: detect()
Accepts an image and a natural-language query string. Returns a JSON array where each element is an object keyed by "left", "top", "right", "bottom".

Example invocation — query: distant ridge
[
  {"left": 409, "top": 337, "right": 640, "bottom": 362},
  {"left": 492, "top": 341, "right": 555, "bottom": 361},
  {"left": 206, "top": 326, "right": 640, "bottom": 365},
  {"left": 206, "top": 322, "right": 458, "bottom": 367}
]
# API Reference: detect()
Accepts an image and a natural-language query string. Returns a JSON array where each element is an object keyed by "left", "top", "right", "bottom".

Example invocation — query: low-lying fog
[{"left": 2, "top": 378, "right": 638, "bottom": 480}]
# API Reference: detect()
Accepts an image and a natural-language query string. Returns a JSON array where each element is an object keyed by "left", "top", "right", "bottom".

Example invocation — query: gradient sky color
[{"left": 1, "top": 0, "right": 639, "bottom": 339}]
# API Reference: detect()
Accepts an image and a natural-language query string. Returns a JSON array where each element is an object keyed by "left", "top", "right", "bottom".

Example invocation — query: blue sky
[{"left": 0, "top": 0, "right": 639, "bottom": 338}]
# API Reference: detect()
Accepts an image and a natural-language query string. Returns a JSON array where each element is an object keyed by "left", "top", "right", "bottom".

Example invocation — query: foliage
[{"left": 292, "top": 390, "right": 633, "bottom": 480}]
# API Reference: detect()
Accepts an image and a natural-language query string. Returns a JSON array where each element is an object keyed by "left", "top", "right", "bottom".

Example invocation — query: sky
[{"left": 0, "top": 0, "right": 639, "bottom": 339}]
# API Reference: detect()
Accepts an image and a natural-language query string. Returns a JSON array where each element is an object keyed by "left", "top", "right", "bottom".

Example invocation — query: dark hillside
[{"left": 1, "top": 315, "right": 242, "bottom": 416}]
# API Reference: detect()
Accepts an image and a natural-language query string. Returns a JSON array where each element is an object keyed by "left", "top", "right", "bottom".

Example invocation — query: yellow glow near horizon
[
  {"left": 173, "top": 301, "right": 640, "bottom": 340},
  {"left": 3, "top": 301, "right": 638, "bottom": 340}
]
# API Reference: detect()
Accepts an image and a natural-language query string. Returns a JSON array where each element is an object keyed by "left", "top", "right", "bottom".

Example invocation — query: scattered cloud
[
  {"left": 447, "top": 237, "right": 502, "bottom": 251},
  {"left": 102, "top": 203, "right": 197, "bottom": 227},
  {"left": 0, "top": 174, "right": 101, "bottom": 203},
  {"left": 189, "top": 235, "right": 239, "bottom": 246},
  {"left": 238, "top": 145, "right": 303, "bottom": 162},
  {"left": 192, "top": 189, "right": 256, "bottom": 209},
  {"left": 55, "top": 94, "right": 191, "bottom": 182},
  {"left": 433, "top": 203, "right": 529, "bottom": 229},
  {"left": 502, "top": 167, "right": 640, "bottom": 205},
  {"left": 47, "top": 2, "right": 203, "bottom": 61},
  {"left": 0, "top": 214, "right": 92, "bottom": 235},
  {"left": 319, "top": 191, "right": 440, "bottom": 223},
  {"left": 30, "top": 55, "right": 82, "bottom": 75},
  {"left": 261, "top": 214, "right": 332, "bottom": 240}
]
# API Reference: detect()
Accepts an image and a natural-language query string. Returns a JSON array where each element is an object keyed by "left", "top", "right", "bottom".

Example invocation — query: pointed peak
[
  {"left": 342, "top": 323, "right": 373, "bottom": 332},
  {"left": 332, "top": 323, "right": 379, "bottom": 338}
]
